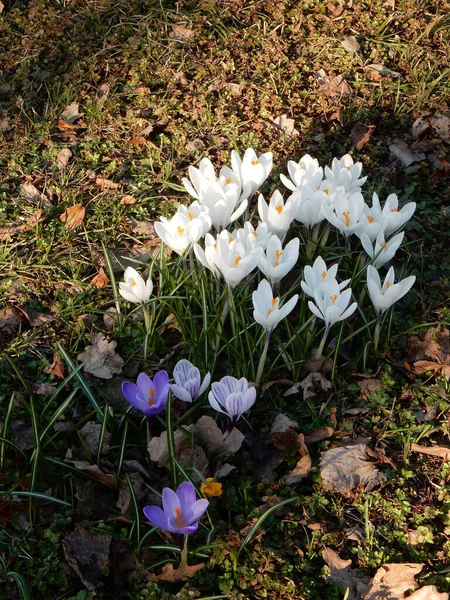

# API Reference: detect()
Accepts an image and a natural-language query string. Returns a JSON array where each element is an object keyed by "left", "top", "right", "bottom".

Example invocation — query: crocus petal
[
  {"left": 208, "top": 391, "right": 227, "bottom": 414},
  {"left": 162, "top": 487, "right": 181, "bottom": 516},
  {"left": 186, "top": 498, "right": 209, "bottom": 522},
  {"left": 197, "top": 372, "right": 211, "bottom": 397},
  {"left": 171, "top": 385, "right": 193, "bottom": 403},
  {"left": 122, "top": 382, "right": 147, "bottom": 412},
  {"left": 143, "top": 506, "right": 169, "bottom": 531},
  {"left": 153, "top": 370, "right": 169, "bottom": 390},
  {"left": 177, "top": 481, "right": 197, "bottom": 512}
]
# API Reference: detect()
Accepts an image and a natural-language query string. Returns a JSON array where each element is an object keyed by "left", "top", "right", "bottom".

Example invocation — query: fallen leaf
[
  {"left": 60, "top": 204, "right": 85, "bottom": 230},
  {"left": 60, "top": 102, "right": 82, "bottom": 124},
  {"left": 322, "top": 547, "right": 370, "bottom": 600},
  {"left": 0, "top": 307, "right": 22, "bottom": 343},
  {"left": 194, "top": 415, "right": 245, "bottom": 454},
  {"left": 409, "top": 442, "right": 450, "bottom": 460},
  {"left": 120, "top": 194, "right": 137, "bottom": 205},
  {"left": 271, "top": 114, "right": 299, "bottom": 138},
  {"left": 365, "top": 63, "right": 402, "bottom": 79},
  {"left": 57, "top": 119, "right": 80, "bottom": 132},
  {"left": 96, "top": 176, "right": 120, "bottom": 191},
  {"left": 130, "top": 218, "right": 155, "bottom": 236},
  {"left": 79, "top": 421, "right": 111, "bottom": 455},
  {"left": 389, "top": 138, "right": 426, "bottom": 166},
  {"left": 412, "top": 361, "right": 450, "bottom": 378},
  {"left": 17, "top": 305, "right": 54, "bottom": 326},
  {"left": 46, "top": 350, "right": 65, "bottom": 379},
  {"left": 116, "top": 472, "right": 145, "bottom": 514},
  {"left": 320, "top": 439, "right": 386, "bottom": 494},
  {"left": 103, "top": 307, "right": 118, "bottom": 331},
  {"left": 300, "top": 372, "right": 331, "bottom": 400},
  {"left": 225, "top": 82, "right": 243, "bottom": 95},
  {"left": 345, "top": 525, "right": 365, "bottom": 542},
  {"left": 129, "top": 135, "right": 149, "bottom": 146},
  {"left": 149, "top": 427, "right": 209, "bottom": 476},
  {"left": 33, "top": 382, "right": 57, "bottom": 397},
  {"left": 96, "top": 83, "right": 110, "bottom": 99},
  {"left": 384, "top": 0, "right": 395, "bottom": 8},
  {"left": 91, "top": 267, "right": 109, "bottom": 289},
  {"left": 356, "top": 376, "right": 382, "bottom": 397},
  {"left": 351, "top": 123, "right": 375, "bottom": 150},
  {"left": 146, "top": 561, "right": 204, "bottom": 582},
  {"left": 0, "top": 114, "right": 9, "bottom": 130},
  {"left": 365, "top": 563, "right": 423, "bottom": 600},
  {"left": 56, "top": 148, "right": 72, "bottom": 169},
  {"left": 20, "top": 182, "right": 51, "bottom": 206},
  {"left": 271, "top": 428, "right": 301, "bottom": 451},
  {"left": 408, "top": 587, "right": 449, "bottom": 600},
  {"left": 133, "top": 86, "right": 151, "bottom": 94},
  {"left": 326, "top": 2, "right": 344, "bottom": 17},
  {"left": 77, "top": 333, "right": 124, "bottom": 379},
  {"left": 303, "top": 426, "right": 334, "bottom": 445},
  {"left": 63, "top": 527, "right": 111, "bottom": 591},
  {"left": 341, "top": 35, "right": 360, "bottom": 53},
  {"left": 315, "top": 69, "right": 353, "bottom": 98},
  {"left": 66, "top": 459, "right": 116, "bottom": 486},
  {"left": 286, "top": 434, "right": 312, "bottom": 485},
  {"left": 169, "top": 25, "right": 195, "bottom": 43}
]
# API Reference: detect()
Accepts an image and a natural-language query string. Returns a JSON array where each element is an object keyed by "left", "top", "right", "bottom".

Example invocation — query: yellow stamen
[
  {"left": 213, "top": 242, "right": 217, "bottom": 248},
  {"left": 148, "top": 387, "right": 156, "bottom": 406},
  {"left": 274, "top": 250, "right": 282, "bottom": 267},
  {"left": 252, "top": 232, "right": 258, "bottom": 237},
  {"left": 225, "top": 177, "right": 232, "bottom": 184},
  {"left": 267, "top": 297, "right": 277, "bottom": 316},
  {"left": 174, "top": 508, "right": 185, "bottom": 528},
  {"left": 188, "top": 212, "right": 194, "bottom": 220},
  {"left": 229, "top": 237, "right": 233, "bottom": 243},
  {"left": 177, "top": 226, "right": 185, "bottom": 235},
  {"left": 367, "top": 216, "right": 374, "bottom": 223},
  {"left": 275, "top": 205, "right": 283, "bottom": 214},
  {"left": 330, "top": 294, "right": 338, "bottom": 304},
  {"left": 382, "top": 281, "right": 392, "bottom": 295},
  {"left": 342, "top": 211, "right": 350, "bottom": 228},
  {"left": 346, "top": 165, "right": 351, "bottom": 171},
  {"left": 323, "top": 188, "right": 329, "bottom": 195},
  {"left": 251, "top": 160, "right": 259, "bottom": 166},
  {"left": 391, "top": 208, "right": 398, "bottom": 212},
  {"left": 380, "top": 242, "right": 387, "bottom": 248},
  {"left": 200, "top": 478, "right": 223, "bottom": 497},
  {"left": 321, "top": 271, "right": 327, "bottom": 280},
  {"left": 234, "top": 256, "right": 241, "bottom": 266},
  {"left": 130, "top": 279, "right": 137, "bottom": 287}
]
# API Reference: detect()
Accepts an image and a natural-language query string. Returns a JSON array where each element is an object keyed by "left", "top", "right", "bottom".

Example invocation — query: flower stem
[
  {"left": 315, "top": 326, "right": 330, "bottom": 360},
  {"left": 374, "top": 316, "right": 382, "bottom": 350},
  {"left": 142, "top": 303, "right": 153, "bottom": 361},
  {"left": 256, "top": 330, "right": 271, "bottom": 388},
  {"left": 165, "top": 392, "right": 177, "bottom": 488},
  {"left": 213, "top": 287, "right": 229, "bottom": 350},
  {"left": 180, "top": 534, "right": 189, "bottom": 564}
]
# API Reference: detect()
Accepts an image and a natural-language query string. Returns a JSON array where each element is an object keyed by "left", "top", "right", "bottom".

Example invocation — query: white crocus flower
[
  {"left": 171, "top": 359, "right": 211, "bottom": 403},
  {"left": 197, "top": 181, "right": 247, "bottom": 232},
  {"left": 259, "top": 235, "right": 300, "bottom": 286},
  {"left": 291, "top": 180, "right": 327, "bottom": 232},
  {"left": 154, "top": 203, "right": 212, "bottom": 255},
  {"left": 367, "top": 265, "right": 416, "bottom": 317},
  {"left": 215, "top": 238, "right": 263, "bottom": 288},
  {"left": 355, "top": 202, "right": 384, "bottom": 243},
  {"left": 231, "top": 148, "right": 273, "bottom": 199},
  {"left": 308, "top": 282, "right": 357, "bottom": 329},
  {"left": 361, "top": 231, "right": 405, "bottom": 270},
  {"left": 372, "top": 192, "right": 416, "bottom": 237},
  {"left": 258, "top": 190, "right": 296, "bottom": 238},
  {"left": 231, "top": 221, "right": 272, "bottom": 251},
  {"left": 324, "top": 154, "right": 367, "bottom": 191},
  {"left": 280, "top": 154, "right": 323, "bottom": 192},
  {"left": 252, "top": 279, "right": 298, "bottom": 333},
  {"left": 193, "top": 230, "right": 231, "bottom": 278},
  {"left": 119, "top": 267, "right": 153, "bottom": 304},
  {"left": 322, "top": 188, "right": 365, "bottom": 241},
  {"left": 182, "top": 157, "right": 218, "bottom": 198},
  {"left": 301, "top": 256, "right": 350, "bottom": 299},
  {"left": 208, "top": 376, "right": 257, "bottom": 425}
]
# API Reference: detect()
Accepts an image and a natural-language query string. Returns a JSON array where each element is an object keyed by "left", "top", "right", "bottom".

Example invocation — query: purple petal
[
  {"left": 177, "top": 481, "right": 196, "bottom": 512},
  {"left": 153, "top": 370, "right": 169, "bottom": 390},
  {"left": 225, "top": 392, "right": 245, "bottom": 422},
  {"left": 171, "top": 384, "right": 193, "bottom": 403},
  {"left": 186, "top": 499, "right": 209, "bottom": 523},
  {"left": 143, "top": 506, "right": 169, "bottom": 531},
  {"left": 162, "top": 487, "right": 180, "bottom": 517},
  {"left": 197, "top": 372, "right": 211, "bottom": 397},
  {"left": 208, "top": 391, "right": 226, "bottom": 415},
  {"left": 122, "top": 382, "right": 147, "bottom": 413},
  {"left": 178, "top": 523, "right": 199, "bottom": 535},
  {"left": 146, "top": 401, "right": 166, "bottom": 417},
  {"left": 174, "top": 359, "right": 194, "bottom": 383}
]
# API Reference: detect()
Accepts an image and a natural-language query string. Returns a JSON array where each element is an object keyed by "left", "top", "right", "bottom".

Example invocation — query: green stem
[
  {"left": 180, "top": 534, "right": 189, "bottom": 563},
  {"left": 256, "top": 330, "right": 271, "bottom": 388},
  {"left": 213, "top": 288, "right": 229, "bottom": 350},
  {"left": 374, "top": 316, "right": 381, "bottom": 350},
  {"left": 142, "top": 303, "right": 153, "bottom": 361},
  {"left": 165, "top": 392, "right": 177, "bottom": 488},
  {"left": 315, "top": 326, "right": 330, "bottom": 360}
]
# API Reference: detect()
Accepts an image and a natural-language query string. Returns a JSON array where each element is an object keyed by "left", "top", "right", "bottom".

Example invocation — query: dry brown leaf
[
  {"left": 96, "top": 176, "right": 120, "bottom": 191},
  {"left": 169, "top": 25, "right": 195, "bottom": 43},
  {"left": 384, "top": 0, "right": 395, "bottom": 9},
  {"left": 320, "top": 439, "right": 386, "bottom": 494},
  {"left": 341, "top": 35, "right": 360, "bottom": 53},
  {"left": 390, "top": 138, "right": 426, "bottom": 166},
  {"left": 96, "top": 83, "right": 110, "bottom": 99},
  {"left": 67, "top": 460, "right": 116, "bottom": 486},
  {"left": 412, "top": 360, "right": 450, "bottom": 378},
  {"left": 20, "top": 182, "right": 51, "bottom": 205},
  {"left": 303, "top": 426, "right": 334, "bottom": 445},
  {"left": 46, "top": 350, "right": 65, "bottom": 379},
  {"left": 286, "top": 445, "right": 312, "bottom": 485},
  {"left": 0, "top": 307, "right": 23, "bottom": 341},
  {"left": 366, "top": 63, "right": 402, "bottom": 79},
  {"left": 79, "top": 421, "right": 111, "bottom": 455},
  {"left": 409, "top": 442, "right": 450, "bottom": 461},
  {"left": 351, "top": 123, "right": 375, "bottom": 150},
  {"left": 129, "top": 135, "right": 148, "bottom": 146},
  {"left": 56, "top": 148, "right": 72, "bottom": 169},
  {"left": 91, "top": 267, "right": 110, "bottom": 289},
  {"left": 17, "top": 305, "right": 54, "bottom": 326},
  {"left": 57, "top": 119, "right": 80, "bottom": 132},
  {"left": 408, "top": 586, "right": 449, "bottom": 600},
  {"left": 130, "top": 218, "right": 154, "bottom": 236},
  {"left": 146, "top": 561, "right": 204, "bottom": 582},
  {"left": 365, "top": 563, "right": 423, "bottom": 600},
  {"left": 63, "top": 527, "right": 111, "bottom": 591},
  {"left": 315, "top": 69, "right": 353, "bottom": 98},
  {"left": 326, "top": 2, "right": 344, "bottom": 17},
  {"left": 271, "top": 114, "right": 299, "bottom": 138},
  {"left": 60, "top": 204, "right": 85, "bottom": 230},
  {"left": 271, "top": 428, "right": 301, "bottom": 451},
  {"left": 103, "top": 307, "right": 118, "bottom": 331},
  {"left": 323, "top": 547, "right": 370, "bottom": 600},
  {"left": 133, "top": 86, "right": 150, "bottom": 94},
  {"left": 60, "top": 102, "right": 82, "bottom": 124},
  {"left": 77, "top": 333, "right": 124, "bottom": 379},
  {"left": 33, "top": 382, "right": 57, "bottom": 397},
  {"left": 356, "top": 376, "right": 382, "bottom": 397},
  {"left": 120, "top": 195, "right": 137, "bottom": 205}
]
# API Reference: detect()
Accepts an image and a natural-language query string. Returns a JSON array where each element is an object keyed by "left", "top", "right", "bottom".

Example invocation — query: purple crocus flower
[
  {"left": 143, "top": 481, "right": 209, "bottom": 535},
  {"left": 171, "top": 359, "right": 211, "bottom": 403},
  {"left": 122, "top": 371, "right": 169, "bottom": 418},
  {"left": 208, "top": 376, "right": 256, "bottom": 424}
]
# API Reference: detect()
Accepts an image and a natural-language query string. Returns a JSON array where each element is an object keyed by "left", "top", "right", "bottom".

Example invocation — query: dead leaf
[
  {"left": 412, "top": 361, "right": 450, "bottom": 378},
  {"left": 63, "top": 527, "right": 111, "bottom": 591},
  {"left": 286, "top": 434, "right": 312, "bottom": 485},
  {"left": 303, "top": 426, "right": 333, "bottom": 445},
  {"left": 341, "top": 35, "right": 360, "bottom": 53},
  {"left": 323, "top": 547, "right": 370, "bottom": 600},
  {"left": 20, "top": 182, "right": 51, "bottom": 206},
  {"left": 271, "top": 428, "right": 301, "bottom": 451},
  {"left": 96, "top": 83, "right": 110, "bottom": 99},
  {"left": 356, "top": 376, "right": 382, "bottom": 397},
  {"left": 408, "top": 587, "right": 449, "bottom": 600},
  {"left": 133, "top": 86, "right": 150, "bottom": 94},
  {"left": 120, "top": 195, "right": 137, "bottom": 205},
  {"left": 0, "top": 307, "right": 22, "bottom": 342},
  {"left": 60, "top": 204, "right": 85, "bottom": 230},
  {"left": 56, "top": 148, "right": 72, "bottom": 169},
  {"left": 169, "top": 25, "right": 195, "bottom": 43},
  {"left": 129, "top": 135, "right": 149, "bottom": 146},
  {"left": 66, "top": 460, "right": 116, "bottom": 486},
  {"left": 389, "top": 138, "right": 426, "bottom": 166},
  {"left": 409, "top": 442, "right": 450, "bottom": 461},
  {"left": 91, "top": 267, "right": 109, "bottom": 289},
  {"left": 33, "top": 382, "right": 57, "bottom": 397},
  {"left": 57, "top": 119, "right": 80, "bottom": 132},
  {"left": 315, "top": 69, "right": 353, "bottom": 98},
  {"left": 271, "top": 114, "right": 299, "bottom": 138},
  {"left": 365, "top": 563, "right": 423, "bottom": 600},
  {"left": 384, "top": 0, "right": 395, "bottom": 9},
  {"left": 300, "top": 372, "right": 331, "bottom": 400},
  {"left": 366, "top": 63, "right": 402, "bottom": 79},
  {"left": 60, "top": 102, "right": 82, "bottom": 124},
  {"left": 320, "top": 439, "right": 386, "bottom": 494},
  {"left": 149, "top": 428, "right": 209, "bottom": 477},
  {"left": 77, "top": 333, "right": 124, "bottom": 379},
  {"left": 146, "top": 561, "right": 204, "bottom": 582},
  {"left": 46, "top": 350, "right": 65, "bottom": 379},
  {"left": 0, "top": 114, "right": 9, "bottom": 130},
  {"left": 194, "top": 415, "right": 245, "bottom": 454},
  {"left": 17, "top": 305, "right": 54, "bottom": 326},
  {"left": 326, "top": 2, "right": 344, "bottom": 17},
  {"left": 96, "top": 176, "right": 120, "bottom": 191},
  {"left": 79, "top": 421, "right": 111, "bottom": 455},
  {"left": 351, "top": 124, "right": 375, "bottom": 150}
]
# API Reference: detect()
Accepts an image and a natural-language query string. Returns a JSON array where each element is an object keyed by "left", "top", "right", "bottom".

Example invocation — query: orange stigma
[
  {"left": 177, "top": 226, "right": 185, "bottom": 235},
  {"left": 130, "top": 279, "right": 137, "bottom": 287},
  {"left": 267, "top": 297, "right": 277, "bottom": 316},
  {"left": 382, "top": 281, "right": 392, "bottom": 295},
  {"left": 330, "top": 294, "right": 338, "bottom": 304},
  {"left": 391, "top": 208, "right": 398, "bottom": 212},
  {"left": 323, "top": 188, "right": 329, "bottom": 195},
  {"left": 188, "top": 212, "right": 194, "bottom": 220},
  {"left": 380, "top": 241, "right": 387, "bottom": 248},
  {"left": 342, "top": 211, "right": 350, "bottom": 228},
  {"left": 367, "top": 216, "right": 374, "bottom": 223},
  {"left": 251, "top": 160, "right": 259, "bottom": 166},
  {"left": 225, "top": 177, "right": 232, "bottom": 184},
  {"left": 274, "top": 250, "right": 282, "bottom": 267},
  {"left": 234, "top": 256, "right": 241, "bottom": 266},
  {"left": 148, "top": 387, "right": 156, "bottom": 406},
  {"left": 275, "top": 205, "right": 283, "bottom": 214},
  {"left": 321, "top": 271, "right": 327, "bottom": 280},
  {"left": 174, "top": 508, "right": 185, "bottom": 528}
]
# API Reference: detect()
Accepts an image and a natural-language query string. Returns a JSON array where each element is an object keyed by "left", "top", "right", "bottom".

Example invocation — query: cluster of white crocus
[{"left": 154, "top": 201, "right": 212, "bottom": 256}]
